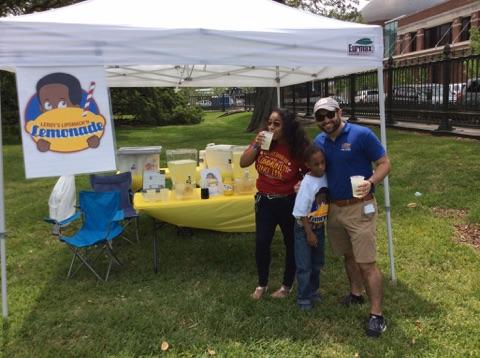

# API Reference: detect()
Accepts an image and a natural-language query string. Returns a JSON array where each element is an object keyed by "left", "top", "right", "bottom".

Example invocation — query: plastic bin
[{"left": 117, "top": 146, "right": 162, "bottom": 191}]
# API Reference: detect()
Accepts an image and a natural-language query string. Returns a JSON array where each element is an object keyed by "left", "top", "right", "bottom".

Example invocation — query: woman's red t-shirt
[{"left": 255, "top": 142, "right": 306, "bottom": 195}]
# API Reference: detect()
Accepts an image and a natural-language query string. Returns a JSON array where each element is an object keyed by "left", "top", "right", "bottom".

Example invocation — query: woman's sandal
[
  {"left": 271, "top": 285, "right": 291, "bottom": 298},
  {"left": 251, "top": 286, "right": 268, "bottom": 300}
]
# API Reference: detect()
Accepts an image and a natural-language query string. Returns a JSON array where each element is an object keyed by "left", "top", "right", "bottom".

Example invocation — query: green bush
[
  {"left": 171, "top": 104, "right": 203, "bottom": 125},
  {"left": 110, "top": 87, "right": 202, "bottom": 126}
]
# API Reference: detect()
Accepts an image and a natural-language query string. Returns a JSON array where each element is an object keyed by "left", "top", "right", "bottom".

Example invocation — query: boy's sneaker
[
  {"left": 298, "top": 303, "right": 313, "bottom": 311},
  {"left": 340, "top": 293, "right": 365, "bottom": 306},
  {"left": 311, "top": 295, "right": 322, "bottom": 305},
  {"left": 366, "top": 314, "right": 387, "bottom": 337}
]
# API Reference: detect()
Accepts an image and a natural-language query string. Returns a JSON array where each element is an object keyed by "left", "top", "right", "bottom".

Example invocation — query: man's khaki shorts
[{"left": 327, "top": 198, "right": 378, "bottom": 263}]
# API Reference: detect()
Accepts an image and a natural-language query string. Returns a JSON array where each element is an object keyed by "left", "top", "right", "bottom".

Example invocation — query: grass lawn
[{"left": 1, "top": 111, "right": 479, "bottom": 357}]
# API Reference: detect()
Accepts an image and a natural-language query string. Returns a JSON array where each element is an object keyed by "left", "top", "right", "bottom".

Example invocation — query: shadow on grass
[{"left": 5, "top": 219, "right": 439, "bottom": 356}]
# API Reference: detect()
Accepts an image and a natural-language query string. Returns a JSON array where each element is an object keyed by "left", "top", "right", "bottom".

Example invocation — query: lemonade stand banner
[{"left": 16, "top": 67, "right": 116, "bottom": 178}]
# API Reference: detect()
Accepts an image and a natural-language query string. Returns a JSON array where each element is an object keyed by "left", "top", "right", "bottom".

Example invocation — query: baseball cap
[{"left": 313, "top": 97, "right": 340, "bottom": 114}]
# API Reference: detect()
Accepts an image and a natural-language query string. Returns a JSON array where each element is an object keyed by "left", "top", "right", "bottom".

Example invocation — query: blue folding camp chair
[
  {"left": 90, "top": 172, "right": 140, "bottom": 243},
  {"left": 57, "top": 191, "right": 124, "bottom": 281}
]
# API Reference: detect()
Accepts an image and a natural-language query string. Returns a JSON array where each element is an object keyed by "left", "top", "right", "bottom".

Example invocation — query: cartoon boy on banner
[{"left": 24, "top": 72, "right": 106, "bottom": 153}]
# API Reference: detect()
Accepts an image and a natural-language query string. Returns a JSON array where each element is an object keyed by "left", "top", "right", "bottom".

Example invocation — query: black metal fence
[
  {"left": 190, "top": 91, "right": 255, "bottom": 112},
  {"left": 281, "top": 47, "right": 480, "bottom": 129}
]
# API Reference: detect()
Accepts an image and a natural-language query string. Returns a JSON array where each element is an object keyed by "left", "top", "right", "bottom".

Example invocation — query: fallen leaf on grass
[
  {"left": 354, "top": 353, "right": 360, "bottom": 357},
  {"left": 207, "top": 348, "right": 216, "bottom": 356},
  {"left": 407, "top": 202, "right": 417, "bottom": 208},
  {"left": 161, "top": 341, "right": 170, "bottom": 351},
  {"left": 411, "top": 337, "right": 416, "bottom": 345},
  {"left": 415, "top": 320, "right": 422, "bottom": 331}
]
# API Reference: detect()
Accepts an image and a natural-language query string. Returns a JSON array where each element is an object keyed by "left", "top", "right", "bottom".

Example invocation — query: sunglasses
[{"left": 315, "top": 110, "right": 336, "bottom": 123}]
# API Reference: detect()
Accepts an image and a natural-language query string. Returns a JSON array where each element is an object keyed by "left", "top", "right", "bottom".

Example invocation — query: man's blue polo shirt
[{"left": 314, "top": 122, "right": 385, "bottom": 200}]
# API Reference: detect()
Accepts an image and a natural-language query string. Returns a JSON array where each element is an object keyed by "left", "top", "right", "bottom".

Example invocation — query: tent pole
[
  {"left": 0, "top": 78, "right": 8, "bottom": 318},
  {"left": 276, "top": 86, "right": 281, "bottom": 107},
  {"left": 275, "top": 66, "right": 281, "bottom": 107},
  {"left": 377, "top": 66, "right": 396, "bottom": 285}
]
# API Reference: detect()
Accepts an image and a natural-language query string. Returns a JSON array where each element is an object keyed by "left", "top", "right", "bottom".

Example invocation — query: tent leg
[
  {"left": 276, "top": 85, "right": 281, "bottom": 107},
  {"left": 275, "top": 66, "right": 281, "bottom": 107},
  {"left": 377, "top": 67, "right": 396, "bottom": 285},
  {"left": 0, "top": 83, "right": 8, "bottom": 319}
]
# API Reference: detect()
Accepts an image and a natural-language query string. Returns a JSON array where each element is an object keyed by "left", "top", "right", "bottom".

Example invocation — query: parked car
[
  {"left": 331, "top": 95, "right": 348, "bottom": 106},
  {"left": 355, "top": 89, "right": 378, "bottom": 103},
  {"left": 456, "top": 78, "right": 480, "bottom": 105},
  {"left": 414, "top": 84, "right": 458, "bottom": 104},
  {"left": 392, "top": 86, "right": 421, "bottom": 103},
  {"left": 197, "top": 99, "right": 212, "bottom": 107},
  {"left": 211, "top": 95, "right": 234, "bottom": 107}
]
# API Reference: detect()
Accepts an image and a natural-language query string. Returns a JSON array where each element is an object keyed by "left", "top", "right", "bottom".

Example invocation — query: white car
[
  {"left": 355, "top": 89, "right": 378, "bottom": 103},
  {"left": 197, "top": 99, "right": 212, "bottom": 107}
]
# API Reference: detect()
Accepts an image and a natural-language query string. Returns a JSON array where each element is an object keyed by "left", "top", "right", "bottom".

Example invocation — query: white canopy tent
[{"left": 0, "top": 0, "right": 395, "bottom": 319}]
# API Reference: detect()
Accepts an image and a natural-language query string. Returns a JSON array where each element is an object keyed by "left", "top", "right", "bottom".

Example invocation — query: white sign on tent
[{"left": 16, "top": 66, "right": 116, "bottom": 178}]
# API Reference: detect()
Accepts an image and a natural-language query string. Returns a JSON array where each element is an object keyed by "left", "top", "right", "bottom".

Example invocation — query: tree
[
  {"left": 0, "top": 0, "right": 81, "bottom": 16},
  {"left": 246, "top": 0, "right": 364, "bottom": 131},
  {"left": 287, "top": 0, "right": 362, "bottom": 22}
]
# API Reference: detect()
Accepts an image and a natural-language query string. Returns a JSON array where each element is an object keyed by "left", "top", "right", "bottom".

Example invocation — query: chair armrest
[
  {"left": 113, "top": 210, "right": 125, "bottom": 222},
  {"left": 59, "top": 211, "right": 82, "bottom": 226}
]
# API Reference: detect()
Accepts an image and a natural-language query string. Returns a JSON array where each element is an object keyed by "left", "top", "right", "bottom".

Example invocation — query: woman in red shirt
[{"left": 240, "top": 108, "right": 309, "bottom": 299}]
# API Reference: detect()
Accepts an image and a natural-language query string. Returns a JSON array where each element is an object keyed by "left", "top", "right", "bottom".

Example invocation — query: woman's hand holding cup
[{"left": 254, "top": 131, "right": 265, "bottom": 148}]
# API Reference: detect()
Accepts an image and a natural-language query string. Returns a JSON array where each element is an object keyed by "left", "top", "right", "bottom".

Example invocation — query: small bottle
[{"left": 223, "top": 175, "right": 234, "bottom": 196}]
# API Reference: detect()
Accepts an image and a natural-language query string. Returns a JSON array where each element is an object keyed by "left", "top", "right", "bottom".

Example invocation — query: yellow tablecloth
[{"left": 134, "top": 189, "right": 255, "bottom": 232}]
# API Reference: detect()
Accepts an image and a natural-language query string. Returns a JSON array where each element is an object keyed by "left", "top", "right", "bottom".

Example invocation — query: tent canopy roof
[{"left": 0, "top": 0, "right": 383, "bottom": 87}]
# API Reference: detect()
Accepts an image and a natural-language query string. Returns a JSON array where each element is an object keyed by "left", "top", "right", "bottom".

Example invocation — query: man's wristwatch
[{"left": 251, "top": 143, "right": 259, "bottom": 151}]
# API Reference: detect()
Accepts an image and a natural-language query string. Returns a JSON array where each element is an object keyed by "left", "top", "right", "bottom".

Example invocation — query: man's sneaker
[
  {"left": 366, "top": 315, "right": 387, "bottom": 337},
  {"left": 340, "top": 293, "right": 365, "bottom": 306}
]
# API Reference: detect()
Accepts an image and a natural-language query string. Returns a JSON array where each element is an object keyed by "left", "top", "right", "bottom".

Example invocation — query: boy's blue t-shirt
[{"left": 314, "top": 123, "right": 385, "bottom": 201}]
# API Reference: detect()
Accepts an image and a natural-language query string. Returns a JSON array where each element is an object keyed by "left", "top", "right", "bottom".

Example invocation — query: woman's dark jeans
[
  {"left": 255, "top": 193, "right": 296, "bottom": 288},
  {"left": 294, "top": 221, "right": 325, "bottom": 308}
]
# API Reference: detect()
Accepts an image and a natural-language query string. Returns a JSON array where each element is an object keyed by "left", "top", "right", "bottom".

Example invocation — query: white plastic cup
[
  {"left": 261, "top": 131, "right": 274, "bottom": 150},
  {"left": 350, "top": 175, "right": 365, "bottom": 198}
]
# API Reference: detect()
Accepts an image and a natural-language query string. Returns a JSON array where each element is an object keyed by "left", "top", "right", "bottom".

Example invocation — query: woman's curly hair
[{"left": 265, "top": 108, "right": 310, "bottom": 159}]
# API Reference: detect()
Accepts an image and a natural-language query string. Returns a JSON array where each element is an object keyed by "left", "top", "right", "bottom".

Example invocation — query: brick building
[{"left": 361, "top": 0, "right": 480, "bottom": 62}]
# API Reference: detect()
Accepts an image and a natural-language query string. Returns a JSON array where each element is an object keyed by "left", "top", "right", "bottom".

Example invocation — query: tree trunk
[{"left": 246, "top": 87, "right": 276, "bottom": 132}]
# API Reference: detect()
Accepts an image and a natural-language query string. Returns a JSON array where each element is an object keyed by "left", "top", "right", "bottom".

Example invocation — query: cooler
[
  {"left": 205, "top": 144, "right": 233, "bottom": 178},
  {"left": 117, "top": 146, "right": 162, "bottom": 191},
  {"left": 231, "top": 145, "right": 258, "bottom": 181}
]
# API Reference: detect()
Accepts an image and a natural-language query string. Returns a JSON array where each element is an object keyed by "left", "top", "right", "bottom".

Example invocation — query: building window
[
  {"left": 384, "top": 20, "right": 398, "bottom": 57},
  {"left": 410, "top": 32, "right": 417, "bottom": 52},
  {"left": 460, "top": 17, "right": 471, "bottom": 42},
  {"left": 424, "top": 22, "right": 452, "bottom": 49}
]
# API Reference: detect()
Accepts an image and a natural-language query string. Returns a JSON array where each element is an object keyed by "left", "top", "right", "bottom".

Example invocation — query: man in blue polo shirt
[{"left": 313, "top": 97, "right": 391, "bottom": 338}]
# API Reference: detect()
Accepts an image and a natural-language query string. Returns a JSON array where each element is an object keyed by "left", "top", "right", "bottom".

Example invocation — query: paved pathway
[{"left": 299, "top": 116, "right": 480, "bottom": 140}]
